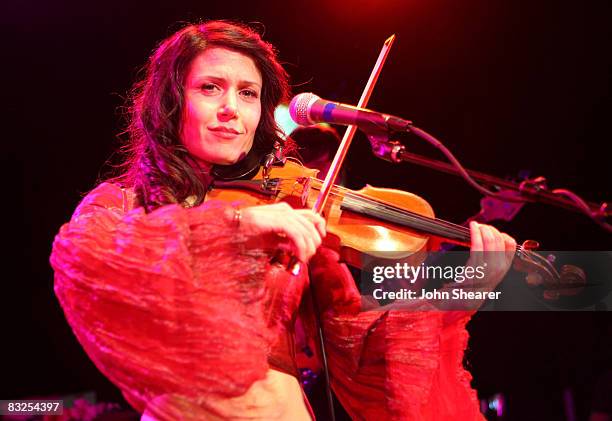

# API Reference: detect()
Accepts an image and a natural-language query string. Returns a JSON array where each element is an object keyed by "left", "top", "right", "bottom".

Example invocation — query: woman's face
[{"left": 180, "top": 47, "right": 262, "bottom": 168}]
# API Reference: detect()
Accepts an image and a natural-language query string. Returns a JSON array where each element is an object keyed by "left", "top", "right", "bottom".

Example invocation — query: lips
[{"left": 208, "top": 126, "right": 244, "bottom": 135}]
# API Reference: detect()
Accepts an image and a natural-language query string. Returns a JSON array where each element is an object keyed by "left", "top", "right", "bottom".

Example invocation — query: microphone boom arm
[{"left": 364, "top": 125, "right": 611, "bottom": 232}]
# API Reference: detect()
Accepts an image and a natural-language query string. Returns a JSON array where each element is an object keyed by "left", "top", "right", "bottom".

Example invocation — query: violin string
[
  {"left": 269, "top": 177, "right": 561, "bottom": 286},
  {"left": 317, "top": 181, "right": 471, "bottom": 235},
  {"left": 345, "top": 193, "right": 468, "bottom": 233},
  {"left": 277, "top": 177, "right": 471, "bottom": 241},
  {"left": 343, "top": 194, "right": 471, "bottom": 241},
  {"left": 315, "top": 181, "right": 471, "bottom": 240},
  {"left": 277, "top": 178, "right": 556, "bottom": 275}
]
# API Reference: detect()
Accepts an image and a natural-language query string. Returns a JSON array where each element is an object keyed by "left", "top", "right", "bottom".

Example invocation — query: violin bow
[
  {"left": 313, "top": 34, "right": 396, "bottom": 214},
  {"left": 306, "top": 37, "right": 395, "bottom": 421}
]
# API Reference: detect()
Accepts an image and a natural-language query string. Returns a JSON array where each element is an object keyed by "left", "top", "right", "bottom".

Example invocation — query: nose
[{"left": 218, "top": 92, "right": 238, "bottom": 121}]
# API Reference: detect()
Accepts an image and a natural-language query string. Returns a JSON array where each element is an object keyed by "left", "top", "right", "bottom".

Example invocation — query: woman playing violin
[{"left": 51, "top": 20, "right": 516, "bottom": 420}]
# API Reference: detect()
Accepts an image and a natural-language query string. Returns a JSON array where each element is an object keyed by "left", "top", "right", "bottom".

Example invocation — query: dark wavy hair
[{"left": 118, "top": 21, "right": 290, "bottom": 211}]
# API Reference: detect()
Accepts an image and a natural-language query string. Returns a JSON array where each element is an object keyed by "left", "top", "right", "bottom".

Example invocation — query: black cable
[
  {"left": 308, "top": 265, "right": 336, "bottom": 421},
  {"left": 408, "top": 125, "right": 612, "bottom": 233}
]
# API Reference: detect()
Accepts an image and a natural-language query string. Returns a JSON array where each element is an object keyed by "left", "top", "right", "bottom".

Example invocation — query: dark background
[{"left": 8, "top": 0, "right": 611, "bottom": 419}]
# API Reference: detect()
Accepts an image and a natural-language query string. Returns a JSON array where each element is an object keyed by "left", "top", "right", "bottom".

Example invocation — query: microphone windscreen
[{"left": 289, "top": 92, "right": 319, "bottom": 125}]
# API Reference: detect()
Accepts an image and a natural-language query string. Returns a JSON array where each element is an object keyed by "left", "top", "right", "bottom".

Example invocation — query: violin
[
  {"left": 208, "top": 159, "right": 586, "bottom": 298},
  {"left": 209, "top": 33, "right": 584, "bottom": 299}
]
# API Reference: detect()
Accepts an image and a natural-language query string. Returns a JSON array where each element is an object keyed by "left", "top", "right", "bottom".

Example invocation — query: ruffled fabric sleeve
[
  {"left": 50, "top": 183, "right": 272, "bottom": 414},
  {"left": 307, "top": 248, "right": 484, "bottom": 421}
]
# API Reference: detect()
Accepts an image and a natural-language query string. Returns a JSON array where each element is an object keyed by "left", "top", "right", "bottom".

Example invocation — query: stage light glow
[
  {"left": 275, "top": 104, "right": 298, "bottom": 138},
  {"left": 275, "top": 103, "right": 330, "bottom": 138}
]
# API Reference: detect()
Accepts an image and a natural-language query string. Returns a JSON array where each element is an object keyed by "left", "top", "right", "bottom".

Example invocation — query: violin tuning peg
[
  {"left": 558, "top": 264, "right": 587, "bottom": 296},
  {"left": 521, "top": 239, "right": 540, "bottom": 251}
]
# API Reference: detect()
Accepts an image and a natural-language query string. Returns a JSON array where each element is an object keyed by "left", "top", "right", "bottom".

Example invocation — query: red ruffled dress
[{"left": 50, "top": 182, "right": 484, "bottom": 420}]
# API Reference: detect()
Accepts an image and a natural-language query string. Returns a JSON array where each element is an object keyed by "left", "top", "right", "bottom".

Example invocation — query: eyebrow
[{"left": 192, "top": 75, "right": 262, "bottom": 88}]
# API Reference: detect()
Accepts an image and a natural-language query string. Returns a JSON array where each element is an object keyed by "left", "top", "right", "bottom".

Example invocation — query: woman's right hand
[{"left": 241, "top": 203, "right": 326, "bottom": 262}]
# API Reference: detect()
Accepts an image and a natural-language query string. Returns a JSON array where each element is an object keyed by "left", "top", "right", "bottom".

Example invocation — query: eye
[
  {"left": 200, "top": 83, "right": 220, "bottom": 93},
  {"left": 240, "top": 89, "right": 259, "bottom": 99}
]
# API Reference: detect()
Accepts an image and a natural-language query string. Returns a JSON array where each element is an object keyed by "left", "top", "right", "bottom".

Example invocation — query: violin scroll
[{"left": 514, "top": 240, "right": 586, "bottom": 300}]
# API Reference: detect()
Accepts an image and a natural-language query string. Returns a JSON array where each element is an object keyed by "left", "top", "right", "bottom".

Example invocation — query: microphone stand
[{"left": 365, "top": 131, "right": 611, "bottom": 232}]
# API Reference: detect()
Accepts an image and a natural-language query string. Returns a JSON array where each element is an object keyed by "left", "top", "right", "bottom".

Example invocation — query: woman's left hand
[{"left": 466, "top": 221, "right": 517, "bottom": 290}]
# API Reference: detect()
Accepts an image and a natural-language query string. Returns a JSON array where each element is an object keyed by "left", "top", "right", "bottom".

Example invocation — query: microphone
[{"left": 289, "top": 92, "right": 412, "bottom": 134}]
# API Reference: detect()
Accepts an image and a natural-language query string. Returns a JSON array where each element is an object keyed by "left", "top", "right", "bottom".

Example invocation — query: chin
[
  {"left": 202, "top": 145, "right": 250, "bottom": 166},
  {"left": 212, "top": 154, "right": 243, "bottom": 166},
  {"left": 225, "top": 154, "right": 244, "bottom": 164}
]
